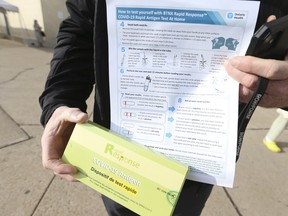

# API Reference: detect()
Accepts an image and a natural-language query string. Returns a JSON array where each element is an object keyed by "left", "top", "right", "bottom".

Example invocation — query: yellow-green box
[{"left": 62, "top": 121, "right": 188, "bottom": 216}]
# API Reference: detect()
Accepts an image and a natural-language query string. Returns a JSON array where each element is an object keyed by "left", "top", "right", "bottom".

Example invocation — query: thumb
[
  {"left": 227, "top": 56, "right": 288, "bottom": 80},
  {"left": 266, "top": 15, "right": 276, "bottom": 22},
  {"left": 70, "top": 110, "right": 89, "bottom": 123},
  {"left": 59, "top": 107, "right": 89, "bottom": 123}
]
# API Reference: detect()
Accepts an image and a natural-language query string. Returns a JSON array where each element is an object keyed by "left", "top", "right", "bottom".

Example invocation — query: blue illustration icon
[
  {"left": 225, "top": 38, "right": 239, "bottom": 51},
  {"left": 144, "top": 75, "right": 151, "bottom": 92},
  {"left": 227, "top": 12, "right": 234, "bottom": 19},
  {"left": 212, "top": 37, "right": 225, "bottom": 49},
  {"left": 168, "top": 106, "right": 176, "bottom": 112},
  {"left": 166, "top": 133, "right": 172, "bottom": 138}
]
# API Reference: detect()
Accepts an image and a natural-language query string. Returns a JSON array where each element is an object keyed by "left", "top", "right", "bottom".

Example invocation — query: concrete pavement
[{"left": 0, "top": 38, "right": 287, "bottom": 216}]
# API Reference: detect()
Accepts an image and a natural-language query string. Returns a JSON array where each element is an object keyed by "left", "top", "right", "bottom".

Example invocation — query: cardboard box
[{"left": 62, "top": 121, "right": 188, "bottom": 216}]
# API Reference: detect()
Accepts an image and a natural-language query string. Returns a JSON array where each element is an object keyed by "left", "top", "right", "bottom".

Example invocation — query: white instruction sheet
[{"left": 106, "top": 0, "right": 259, "bottom": 187}]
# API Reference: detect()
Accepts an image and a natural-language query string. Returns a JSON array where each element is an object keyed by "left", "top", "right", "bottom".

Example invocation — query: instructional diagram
[{"left": 107, "top": 0, "right": 260, "bottom": 187}]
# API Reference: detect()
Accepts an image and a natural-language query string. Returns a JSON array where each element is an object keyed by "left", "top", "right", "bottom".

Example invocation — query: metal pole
[{"left": 3, "top": 11, "right": 11, "bottom": 36}]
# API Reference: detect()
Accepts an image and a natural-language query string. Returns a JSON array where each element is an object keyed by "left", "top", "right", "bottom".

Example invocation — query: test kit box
[{"left": 62, "top": 121, "right": 188, "bottom": 216}]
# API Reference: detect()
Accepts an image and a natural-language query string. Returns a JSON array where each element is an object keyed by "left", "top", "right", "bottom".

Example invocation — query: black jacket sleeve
[
  {"left": 256, "top": 0, "right": 288, "bottom": 30},
  {"left": 39, "top": 0, "right": 96, "bottom": 126}
]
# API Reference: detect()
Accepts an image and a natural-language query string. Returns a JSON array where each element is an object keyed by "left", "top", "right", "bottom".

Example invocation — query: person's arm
[
  {"left": 39, "top": 0, "right": 95, "bottom": 126},
  {"left": 39, "top": 0, "right": 96, "bottom": 181}
]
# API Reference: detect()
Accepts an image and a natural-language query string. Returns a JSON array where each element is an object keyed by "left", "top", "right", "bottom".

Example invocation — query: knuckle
[
  {"left": 243, "top": 75, "right": 258, "bottom": 90},
  {"left": 265, "top": 60, "right": 279, "bottom": 78}
]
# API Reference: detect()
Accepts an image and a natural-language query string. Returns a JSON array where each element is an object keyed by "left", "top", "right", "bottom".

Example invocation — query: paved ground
[{"left": 0, "top": 38, "right": 287, "bottom": 216}]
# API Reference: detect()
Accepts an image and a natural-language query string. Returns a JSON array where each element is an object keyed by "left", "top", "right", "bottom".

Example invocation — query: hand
[
  {"left": 41, "top": 106, "right": 89, "bottom": 181},
  {"left": 225, "top": 55, "right": 288, "bottom": 108},
  {"left": 225, "top": 15, "right": 288, "bottom": 108}
]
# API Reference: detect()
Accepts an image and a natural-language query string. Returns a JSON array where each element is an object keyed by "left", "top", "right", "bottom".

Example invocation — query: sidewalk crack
[
  {"left": 0, "top": 67, "right": 34, "bottom": 85},
  {"left": 30, "top": 175, "right": 56, "bottom": 216},
  {"left": 224, "top": 188, "right": 242, "bottom": 216}
]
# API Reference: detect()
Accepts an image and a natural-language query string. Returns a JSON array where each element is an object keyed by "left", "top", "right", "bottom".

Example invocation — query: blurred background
[
  {"left": 0, "top": 0, "right": 67, "bottom": 47},
  {"left": 0, "top": 1, "right": 287, "bottom": 215}
]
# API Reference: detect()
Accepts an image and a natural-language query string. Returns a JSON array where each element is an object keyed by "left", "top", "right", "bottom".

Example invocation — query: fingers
[
  {"left": 226, "top": 56, "right": 288, "bottom": 80},
  {"left": 53, "top": 163, "right": 79, "bottom": 182},
  {"left": 43, "top": 157, "right": 78, "bottom": 182},
  {"left": 42, "top": 156, "right": 76, "bottom": 174},
  {"left": 224, "top": 58, "right": 259, "bottom": 90},
  {"left": 238, "top": 85, "right": 254, "bottom": 104},
  {"left": 41, "top": 140, "right": 78, "bottom": 181},
  {"left": 266, "top": 15, "right": 276, "bottom": 22},
  {"left": 225, "top": 56, "right": 288, "bottom": 107},
  {"left": 41, "top": 106, "right": 88, "bottom": 182}
]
